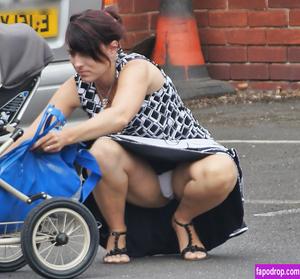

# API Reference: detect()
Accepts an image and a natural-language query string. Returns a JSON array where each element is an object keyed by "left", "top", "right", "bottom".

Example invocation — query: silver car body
[{"left": 0, "top": 0, "right": 103, "bottom": 125}]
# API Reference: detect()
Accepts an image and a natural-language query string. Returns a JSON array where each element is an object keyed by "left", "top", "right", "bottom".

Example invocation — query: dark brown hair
[{"left": 65, "top": 7, "right": 125, "bottom": 62}]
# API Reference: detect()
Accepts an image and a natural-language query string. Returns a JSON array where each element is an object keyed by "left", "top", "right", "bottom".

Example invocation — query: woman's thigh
[
  {"left": 126, "top": 154, "right": 170, "bottom": 208},
  {"left": 171, "top": 153, "right": 238, "bottom": 198},
  {"left": 91, "top": 137, "right": 170, "bottom": 208}
]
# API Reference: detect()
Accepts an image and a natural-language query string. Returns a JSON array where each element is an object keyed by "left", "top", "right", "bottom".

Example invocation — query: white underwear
[{"left": 158, "top": 170, "right": 174, "bottom": 199}]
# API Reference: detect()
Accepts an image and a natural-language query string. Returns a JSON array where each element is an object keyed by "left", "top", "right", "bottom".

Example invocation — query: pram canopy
[{"left": 0, "top": 23, "right": 54, "bottom": 89}]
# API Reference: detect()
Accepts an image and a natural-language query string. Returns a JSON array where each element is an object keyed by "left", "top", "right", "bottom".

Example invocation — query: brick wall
[
  {"left": 118, "top": 0, "right": 300, "bottom": 91},
  {"left": 118, "top": 0, "right": 160, "bottom": 50}
]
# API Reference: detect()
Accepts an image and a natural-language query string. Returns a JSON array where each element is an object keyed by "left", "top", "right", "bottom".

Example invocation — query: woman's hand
[{"left": 32, "top": 129, "right": 70, "bottom": 153}]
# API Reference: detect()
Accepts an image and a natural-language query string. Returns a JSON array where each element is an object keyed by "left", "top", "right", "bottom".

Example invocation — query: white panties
[{"left": 158, "top": 170, "right": 174, "bottom": 199}]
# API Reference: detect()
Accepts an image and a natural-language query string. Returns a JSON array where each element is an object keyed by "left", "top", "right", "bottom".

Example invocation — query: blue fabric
[{"left": 0, "top": 105, "right": 101, "bottom": 223}]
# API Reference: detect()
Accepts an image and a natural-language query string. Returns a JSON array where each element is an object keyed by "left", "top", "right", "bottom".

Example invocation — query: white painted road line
[
  {"left": 246, "top": 199, "right": 300, "bottom": 205},
  {"left": 254, "top": 208, "right": 300, "bottom": 217},
  {"left": 247, "top": 200, "right": 300, "bottom": 216},
  {"left": 219, "top": 140, "right": 300, "bottom": 144}
]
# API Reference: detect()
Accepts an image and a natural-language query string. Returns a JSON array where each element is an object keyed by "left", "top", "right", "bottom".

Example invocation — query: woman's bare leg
[
  {"left": 90, "top": 137, "right": 169, "bottom": 263},
  {"left": 172, "top": 154, "right": 238, "bottom": 260}
]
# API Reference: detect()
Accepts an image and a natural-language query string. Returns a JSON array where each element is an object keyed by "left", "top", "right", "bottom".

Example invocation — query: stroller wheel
[
  {"left": 21, "top": 198, "right": 99, "bottom": 279},
  {"left": 0, "top": 243, "right": 26, "bottom": 272},
  {"left": 0, "top": 222, "right": 26, "bottom": 272}
]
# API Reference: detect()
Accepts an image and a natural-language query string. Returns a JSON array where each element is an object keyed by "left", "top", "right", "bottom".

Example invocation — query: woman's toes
[
  {"left": 103, "top": 256, "right": 111, "bottom": 263},
  {"left": 195, "top": 251, "right": 207, "bottom": 260},
  {"left": 103, "top": 255, "right": 118, "bottom": 263},
  {"left": 183, "top": 250, "right": 207, "bottom": 261},
  {"left": 120, "top": 254, "right": 130, "bottom": 263},
  {"left": 105, "top": 256, "right": 113, "bottom": 263},
  {"left": 114, "top": 255, "right": 122, "bottom": 262},
  {"left": 103, "top": 254, "right": 130, "bottom": 264},
  {"left": 184, "top": 251, "right": 197, "bottom": 260}
]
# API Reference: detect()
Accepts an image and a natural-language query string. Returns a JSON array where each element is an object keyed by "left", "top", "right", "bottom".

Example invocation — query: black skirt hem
[{"left": 84, "top": 135, "right": 247, "bottom": 257}]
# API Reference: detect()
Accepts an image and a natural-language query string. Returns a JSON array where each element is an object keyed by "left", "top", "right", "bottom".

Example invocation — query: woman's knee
[
  {"left": 89, "top": 137, "right": 124, "bottom": 171},
  {"left": 190, "top": 155, "right": 238, "bottom": 198}
]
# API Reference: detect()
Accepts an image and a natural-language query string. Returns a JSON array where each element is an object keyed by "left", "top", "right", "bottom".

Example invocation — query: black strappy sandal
[
  {"left": 103, "top": 231, "right": 129, "bottom": 264},
  {"left": 173, "top": 218, "right": 208, "bottom": 260}
]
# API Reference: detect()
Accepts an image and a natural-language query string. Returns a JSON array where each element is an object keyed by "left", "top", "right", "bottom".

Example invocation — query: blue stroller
[{"left": 0, "top": 23, "right": 100, "bottom": 279}]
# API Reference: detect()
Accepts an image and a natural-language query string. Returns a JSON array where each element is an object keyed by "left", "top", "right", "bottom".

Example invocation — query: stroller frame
[
  {"left": 0, "top": 75, "right": 46, "bottom": 206},
  {"left": 0, "top": 23, "right": 99, "bottom": 279}
]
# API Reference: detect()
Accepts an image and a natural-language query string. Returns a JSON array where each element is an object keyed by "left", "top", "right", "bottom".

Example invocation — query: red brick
[
  {"left": 209, "top": 11, "right": 247, "bottom": 27},
  {"left": 231, "top": 64, "right": 269, "bottom": 80},
  {"left": 269, "top": 0, "right": 300, "bottom": 8},
  {"left": 121, "top": 32, "right": 136, "bottom": 50},
  {"left": 207, "top": 64, "right": 231, "bottom": 80},
  {"left": 248, "top": 47, "right": 287, "bottom": 62},
  {"left": 288, "top": 47, "right": 300, "bottom": 62},
  {"left": 201, "top": 45, "right": 209, "bottom": 61},
  {"left": 228, "top": 0, "right": 267, "bottom": 9},
  {"left": 227, "top": 29, "right": 266, "bottom": 45},
  {"left": 119, "top": 0, "right": 134, "bottom": 14},
  {"left": 122, "top": 31, "right": 153, "bottom": 50},
  {"left": 270, "top": 64, "right": 300, "bottom": 80},
  {"left": 195, "top": 11, "right": 209, "bottom": 27},
  {"left": 150, "top": 12, "right": 159, "bottom": 30},
  {"left": 134, "top": 31, "right": 153, "bottom": 45},
  {"left": 122, "top": 14, "right": 149, "bottom": 32},
  {"left": 248, "top": 11, "right": 288, "bottom": 27},
  {"left": 289, "top": 10, "right": 300, "bottom": 26},
  {"left": 200, "top": 29, "right": 227, "bottom": 45},
  {"left": 133, "top": 0, "right": 160, "bottom": 13},
  {"left": 267, "top": 30, "right": 300, "bottom": 45},
  {"left": 193, "top": 0, "right": 227, "bottom": 9},
  {"left": 208, "top": 46, "right": 247, "bottom": 62},
  {"left": 250, "top": 81, "right": 291, "bottom": 91}
]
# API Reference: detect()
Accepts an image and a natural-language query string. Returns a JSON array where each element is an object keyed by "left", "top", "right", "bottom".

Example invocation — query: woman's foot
[
  {"left": 172, "top": 217, "right": 208, "bottom": 261},
  {"left": 103, "top": 231, "right": 130, "bottom": 264}
]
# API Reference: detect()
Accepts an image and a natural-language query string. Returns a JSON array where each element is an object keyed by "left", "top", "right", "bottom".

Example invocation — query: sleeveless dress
[{"left": 76, "top": 50, "right": 247, "bottom": 257}]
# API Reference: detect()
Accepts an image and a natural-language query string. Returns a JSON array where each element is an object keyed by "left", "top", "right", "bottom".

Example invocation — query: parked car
[{"left": 0, "top": 0, "right": 103, "bottom": 125}]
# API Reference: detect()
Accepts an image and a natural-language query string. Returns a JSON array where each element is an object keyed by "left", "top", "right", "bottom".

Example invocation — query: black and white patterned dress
[
  {"left": 77, "top": 50, "right": 247, "bottom": 257},
  {"left": 75, "top": 50, "right": 233, "bottom": 154},
  {"left": 76, "top": 50, "right": 211, "bottom": 140}
]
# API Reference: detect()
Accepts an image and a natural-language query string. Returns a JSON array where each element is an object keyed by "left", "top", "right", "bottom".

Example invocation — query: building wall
[
  {"left": 118, "top": 0, "right": 300, "bottom": 91},
  {"left": 118, "top": 0, "right": 160, "bottom": 50}
]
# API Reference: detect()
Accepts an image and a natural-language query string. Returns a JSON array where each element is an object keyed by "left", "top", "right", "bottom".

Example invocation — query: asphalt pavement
[{"left": 1, "top": 99, "right": 300, "bottom": 279}]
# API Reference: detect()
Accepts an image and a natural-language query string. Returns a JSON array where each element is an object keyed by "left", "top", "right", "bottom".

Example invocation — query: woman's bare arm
[
  {"left": 6, "top": 76, "right": 80, "bottom": 152},
  {"left": 34, "top": 59, "right": 158, "bottom": 152}
]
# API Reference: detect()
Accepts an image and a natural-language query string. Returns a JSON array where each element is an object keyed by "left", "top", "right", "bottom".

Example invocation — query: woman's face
[{"left": 69, "top": 51, "right": 110, "bottom": 83}]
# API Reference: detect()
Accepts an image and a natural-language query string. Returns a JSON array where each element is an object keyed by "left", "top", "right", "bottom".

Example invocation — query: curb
[{"left": 174, "top": 78, "right": 236, "bottom": 100}]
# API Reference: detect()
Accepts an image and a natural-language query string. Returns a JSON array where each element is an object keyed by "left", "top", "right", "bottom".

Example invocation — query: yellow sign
[{"left": 0, "top": 7, "right": 58, "bottom": 38}]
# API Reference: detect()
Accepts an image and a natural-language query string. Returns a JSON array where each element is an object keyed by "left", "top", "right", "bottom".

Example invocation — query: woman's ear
[
  {"left": 100, "top": 41, "right": 119, "bottom": 60},
  {"left": 111, "top": 40, "right": 119, "bottom": 49},
  {"left": 109, "top": 40, "right": 119, "bottom": 54},
  {"left": 106, "top": 40, "right": 119, "bottom": 60}
]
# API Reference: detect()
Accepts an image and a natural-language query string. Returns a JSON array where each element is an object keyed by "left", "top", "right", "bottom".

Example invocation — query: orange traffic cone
[
  {"left": 103, "top": 0, "right": 118, "bottom": 9},
  {"left": 152, "top": 0, "right": 205, "bottom": 80},
  {"left": 152, "top": 0, "right": 234, "bottom": 97}
]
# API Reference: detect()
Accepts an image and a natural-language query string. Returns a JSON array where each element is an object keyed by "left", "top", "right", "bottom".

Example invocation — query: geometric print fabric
[
  {"left": 74, "top": 51, "right": 246, "bottom": 246},
  {"left": 75, "top": 50, "right": 212, "bottom": 141}
]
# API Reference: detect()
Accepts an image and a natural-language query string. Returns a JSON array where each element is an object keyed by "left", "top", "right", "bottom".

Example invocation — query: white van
[{"left": 0, "top": 0, "right": 103, "bottom": 125}]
